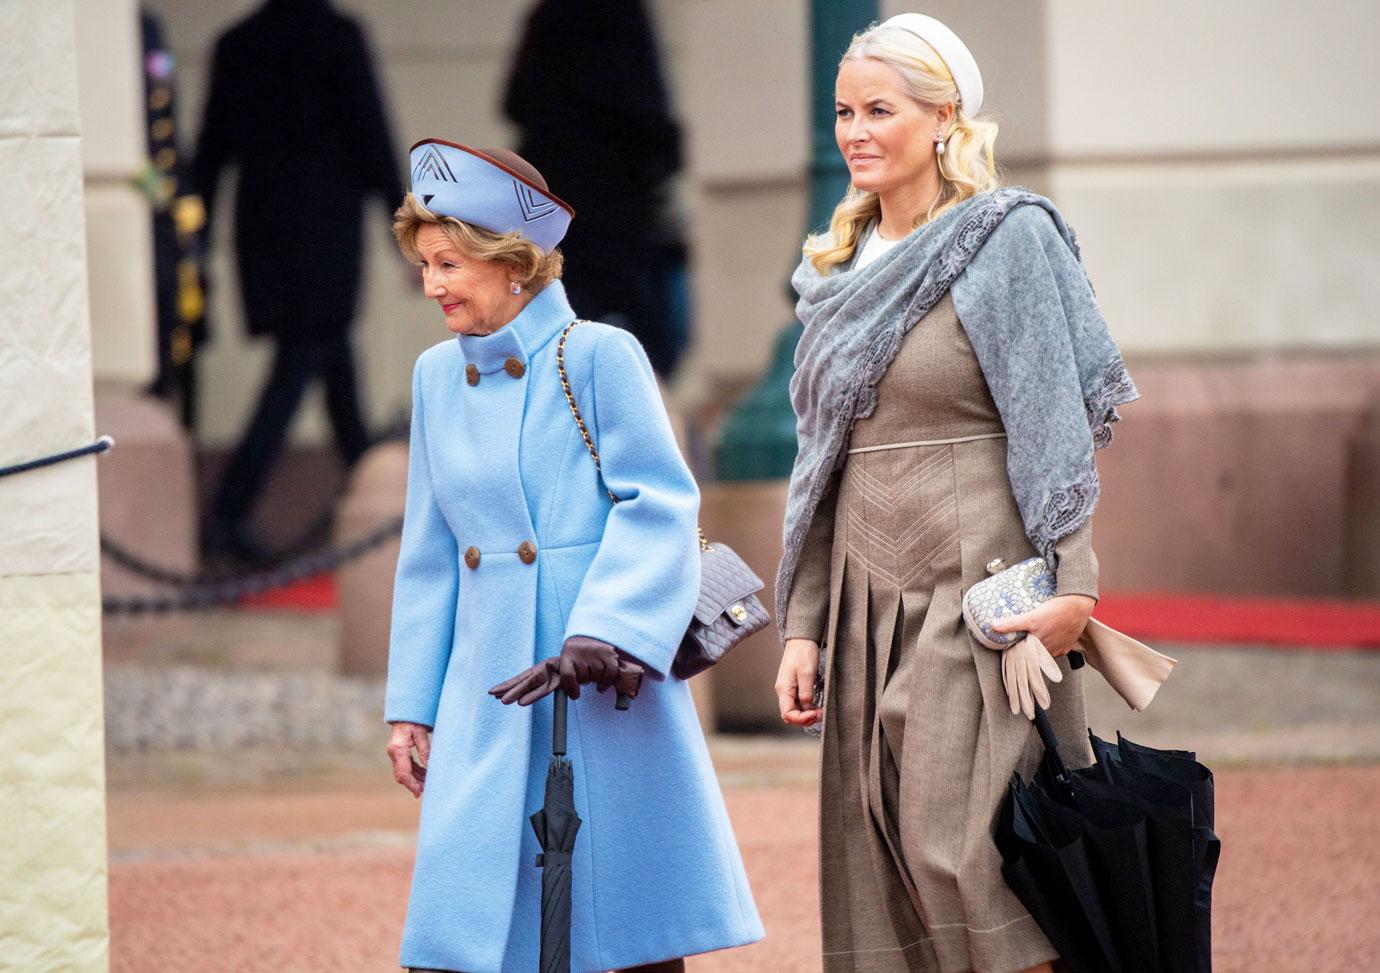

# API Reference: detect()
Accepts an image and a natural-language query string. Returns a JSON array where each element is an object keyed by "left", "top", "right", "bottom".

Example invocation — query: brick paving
[
  {"left": 102, "top": 616, "right": 1380, "bottom": 970},
  {"left": 108, "top": 758, "right": 1380, "bottom": 972}
]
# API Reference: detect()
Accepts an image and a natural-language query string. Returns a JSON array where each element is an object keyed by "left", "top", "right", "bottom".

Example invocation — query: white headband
[{"left": 879, "top": 13, "right": 984, "bottom": 117}]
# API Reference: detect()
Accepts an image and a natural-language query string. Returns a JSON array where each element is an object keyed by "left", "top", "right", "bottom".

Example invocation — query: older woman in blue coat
[{"left": 384, "top": 139, "right": 763, "bottom": 973}]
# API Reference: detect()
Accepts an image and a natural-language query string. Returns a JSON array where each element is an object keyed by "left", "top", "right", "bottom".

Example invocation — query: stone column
[{"left": 0, "top": 0, "right": 111, "bottom": 968}]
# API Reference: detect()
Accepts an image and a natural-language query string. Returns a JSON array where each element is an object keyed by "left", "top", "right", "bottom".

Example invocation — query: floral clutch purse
[
  {"left": 961, "top": 556, "right": 1057, "bottom": 650},
  {"left": 962, "top": 555, "right": 1180, "bottom": 713}
]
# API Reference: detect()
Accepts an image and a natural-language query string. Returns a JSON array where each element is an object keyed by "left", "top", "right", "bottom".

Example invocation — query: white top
[{"left": 853, "top": 222, "right": 902, "bottom": 270}]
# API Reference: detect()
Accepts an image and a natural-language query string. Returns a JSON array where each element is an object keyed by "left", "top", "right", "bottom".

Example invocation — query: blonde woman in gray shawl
[{"left": 773, "top": 14, "right": 1139, "bottom": 973}]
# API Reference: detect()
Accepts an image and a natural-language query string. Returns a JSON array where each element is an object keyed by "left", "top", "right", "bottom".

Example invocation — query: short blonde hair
[
  {"left": 392, "top": 192, "right": 565, "bottom": 291},
  {"left": 803, "top": 22, "right": 1001, "bottom": 274}
]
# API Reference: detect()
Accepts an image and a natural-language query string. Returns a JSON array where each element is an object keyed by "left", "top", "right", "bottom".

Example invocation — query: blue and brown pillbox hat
[{"left": 409, "top": 138, "right": 574, "bottom": 253}]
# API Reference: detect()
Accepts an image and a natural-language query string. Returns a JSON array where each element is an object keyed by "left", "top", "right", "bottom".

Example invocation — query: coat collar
[{"left": 456, "top": 280, "right": 576, "bottom": 373}]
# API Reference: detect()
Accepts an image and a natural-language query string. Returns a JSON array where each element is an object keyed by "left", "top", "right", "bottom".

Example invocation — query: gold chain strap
[{"left": 557, "top": 320, "right": 711, "bottom": 553}]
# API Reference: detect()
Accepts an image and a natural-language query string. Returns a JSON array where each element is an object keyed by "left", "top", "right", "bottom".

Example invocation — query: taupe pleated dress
[{"left": 784, "top": 290, "right": 1100, "bottom": 973}]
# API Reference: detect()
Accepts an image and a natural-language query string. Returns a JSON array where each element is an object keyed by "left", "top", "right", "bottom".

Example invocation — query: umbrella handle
[
  {"left": 1032, "top": 704, "right": 1060, "bottom": 754},
  {"left": 553, "top": 686, "right": 632, "bottom": 756},
  {"left": 1033, "top": 705, "right": 1075, "bottom": 800},
  {"left": 553, "top": 689, "right": 567, "bottom": 756}
]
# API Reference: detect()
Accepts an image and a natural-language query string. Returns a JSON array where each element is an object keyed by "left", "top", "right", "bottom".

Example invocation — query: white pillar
[
  {"left": 0, "top": 0, "right": 111, "bottom": 969},
  {"left": 75, "top": 0, "right": 155, "bottom": 387}
]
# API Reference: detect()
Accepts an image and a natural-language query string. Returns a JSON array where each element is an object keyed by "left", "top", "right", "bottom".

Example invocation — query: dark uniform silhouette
[
  {"left": 504, "top": 0, "right": 690, "bottom": 378},
  {"left": 140, "top": 8, "right": 208, "bottom": 430},
  {"left": 193, "top": 0, "right": 400, "bottom": 557}
]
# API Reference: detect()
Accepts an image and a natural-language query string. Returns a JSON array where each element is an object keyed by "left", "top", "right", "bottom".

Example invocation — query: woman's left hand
[{"left": 989, "top": 594, "right": 1096, "bottom": 658}]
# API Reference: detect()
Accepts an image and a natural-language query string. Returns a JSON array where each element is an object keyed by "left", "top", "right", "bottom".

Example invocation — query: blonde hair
[
  {"left": 803, "top": 22, "right": 1001, "bottom": 274},
  {"left": 392, "top": 192, "right": 564, "bottom": 291}
]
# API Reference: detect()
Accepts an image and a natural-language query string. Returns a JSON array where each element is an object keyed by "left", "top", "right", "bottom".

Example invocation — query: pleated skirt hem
[{"left": 821, "top": 910, "right": 1060, "bottom": 973}]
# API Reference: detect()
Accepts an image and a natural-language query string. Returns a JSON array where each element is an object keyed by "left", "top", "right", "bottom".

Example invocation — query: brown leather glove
[
  {"left": 488, "top": 636, "right": 645, "bottom": 706},
  {"left": 488, "top": 657, "right": 561, "bottom": 706},
  {"left": 555, "top": 635, "right": 622, "bottom": 697}
]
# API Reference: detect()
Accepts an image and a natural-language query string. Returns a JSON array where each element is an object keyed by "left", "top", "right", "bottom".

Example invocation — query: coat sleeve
[
  {"left": 384, "top": 360, "right": 460, "bottom": 726},
  {"left": 781, "top": 472, "right": 838, "bottom": 643},
  {"left": 563, "top": 328, "right": 700, "bottom": 679}
]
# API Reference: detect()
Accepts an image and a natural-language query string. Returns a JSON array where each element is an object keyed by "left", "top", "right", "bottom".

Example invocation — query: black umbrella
[
  {"left": 1088, "top": 731, "right": 1220, "bottom": 972},
  {"left": 530, "top": 689, "right": 581, "bottom": 973},
  {"left": 994, "top": 707, "right": 1220, "bottom": 973},
  {"left": 528, "top": 672, "right": 642, "bottom": 973}
]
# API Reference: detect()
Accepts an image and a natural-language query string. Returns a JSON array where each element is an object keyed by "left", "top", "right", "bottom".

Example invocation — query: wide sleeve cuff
[
  {"left": 383, "top": 701, "right": 437, "bottom": 729},
  {"left": 1054, "top": 518, "right": 1099, "bottom": 601}
]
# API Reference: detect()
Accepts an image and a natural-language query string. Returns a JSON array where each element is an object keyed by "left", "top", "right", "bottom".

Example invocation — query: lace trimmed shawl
[{"left": 776, "top": 188, "right": 1139, "bottom": 634}]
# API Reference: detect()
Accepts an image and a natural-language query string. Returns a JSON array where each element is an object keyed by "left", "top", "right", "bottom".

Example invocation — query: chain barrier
[
  {"left": 103, "top": 422, "right": 409, "bottom": 585},
  {"left": 99, "top": 498, "right": 340, "bottom": 587},
  {"left": 6, "top": 433, "right": 408, "bottom": 615},
  {"left": 101, "top": 515, "right": 403, "bottom": 615}
]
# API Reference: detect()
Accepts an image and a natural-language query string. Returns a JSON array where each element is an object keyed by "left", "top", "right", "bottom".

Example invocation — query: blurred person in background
[
  {"left": 139, "top": 6, "right": 208, "bottom": 431},
  {"left": 193, "top": 0, "right": 401, "bottom": 562},
  {"left": 773, "top": 15, "right": 1138, "bottom": 972},
  {"left": 504, "top": 0, "right": 691, "bottom": 380},
  {"left": 384, "top": 140, "right": 762, "bottom": 973}
]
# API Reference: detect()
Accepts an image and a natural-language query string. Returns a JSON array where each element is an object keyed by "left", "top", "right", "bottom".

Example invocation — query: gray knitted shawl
[{"left": 776, "top": 187, "right": 1140, "bottom": 633}]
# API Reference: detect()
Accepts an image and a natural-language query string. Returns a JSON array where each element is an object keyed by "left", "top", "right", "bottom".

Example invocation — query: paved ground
[
  {"left": 107, "top": 749, "right": 1380, "bottom": 972},
  {"left": 102, "top": 611, "right": 1380, "bottom": 970}
]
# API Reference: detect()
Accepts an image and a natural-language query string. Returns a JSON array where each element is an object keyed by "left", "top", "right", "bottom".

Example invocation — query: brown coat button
[
  {"left": 464, "top": 546, "right": 481, "bottom": 569},
  {"left": 504, "top": 357, "right": 526, "bottom": 379},
  {"left": 465, "top": 363, "right": 480, "bottom": 386},
  {"left": 517, "top": 541, "right": 537, "bottom": 564}
]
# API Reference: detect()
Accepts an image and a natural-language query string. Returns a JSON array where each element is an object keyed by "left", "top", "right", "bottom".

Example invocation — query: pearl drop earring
[{"left": 934, "top": 130, "right": 946, "bottom": 156}]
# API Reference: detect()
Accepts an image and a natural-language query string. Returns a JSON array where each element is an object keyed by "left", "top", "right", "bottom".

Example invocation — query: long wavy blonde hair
[{"left": 803, "top": 22, "right": 1000, "bottom": 274}]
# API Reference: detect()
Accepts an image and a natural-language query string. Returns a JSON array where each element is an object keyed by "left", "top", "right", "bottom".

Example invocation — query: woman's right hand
[
  {"left": 775, "top": 638, "right": 822, "bottom": 727},
  {"left": 387, "top": 721, "right": 431, "bottom": 798}
]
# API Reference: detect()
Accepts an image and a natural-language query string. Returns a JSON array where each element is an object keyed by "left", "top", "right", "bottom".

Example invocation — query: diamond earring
[{"left": 510, "top": 281, "right": 522, "bottom": 295}]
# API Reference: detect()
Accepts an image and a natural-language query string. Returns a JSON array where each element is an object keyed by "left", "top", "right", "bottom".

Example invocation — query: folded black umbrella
[
  {"left": 530, "top": 690, "right": 580, "bottom": 973},
  {"left": 995, "top": 708, "right": 1220, "bottom": 973},
  {"left": 997, "top": 773, "right": 1124, "bottom": 971},
  {"left": 527, "top": 678, "right": 641, "bottom": 973},
  {"left": 1085, "top": 732, "right": 1220, "bottom": 972}
]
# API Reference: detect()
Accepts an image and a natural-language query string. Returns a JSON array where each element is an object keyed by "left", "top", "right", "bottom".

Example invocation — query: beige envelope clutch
[{"left": 1077, "top": 617, "right": 1177, "bottom": 712}]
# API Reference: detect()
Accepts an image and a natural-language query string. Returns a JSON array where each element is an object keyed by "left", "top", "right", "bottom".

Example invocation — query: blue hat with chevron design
[{"left": 408, "top": 139, "right": 574, "bottom": 252}]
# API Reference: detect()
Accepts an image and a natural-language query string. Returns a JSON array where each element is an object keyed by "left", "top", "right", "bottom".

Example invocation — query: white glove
[{"left": 1001, "top": 633, "right": 1064, "bottom": 720}]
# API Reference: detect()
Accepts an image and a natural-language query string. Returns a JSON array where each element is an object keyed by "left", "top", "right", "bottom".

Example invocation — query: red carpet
[
  {"left": 1094, "top": 592, "right": 1380, "bottom": 649},
  {"left": 239, "top": 574, "right": 337, "bottom": 612},
  {"left": 241, "top": 575, "right": 1380, "bottom": 649}
]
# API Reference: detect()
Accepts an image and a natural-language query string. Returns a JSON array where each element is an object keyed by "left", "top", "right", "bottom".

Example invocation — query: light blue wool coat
[{"left": 385, "top": 281, "right": 763, "bottom": 973}]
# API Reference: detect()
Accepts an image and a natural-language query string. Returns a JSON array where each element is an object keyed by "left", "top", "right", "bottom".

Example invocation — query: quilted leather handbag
[{"left": 558, "top": 321, "right": 769, "bottom": 679}]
